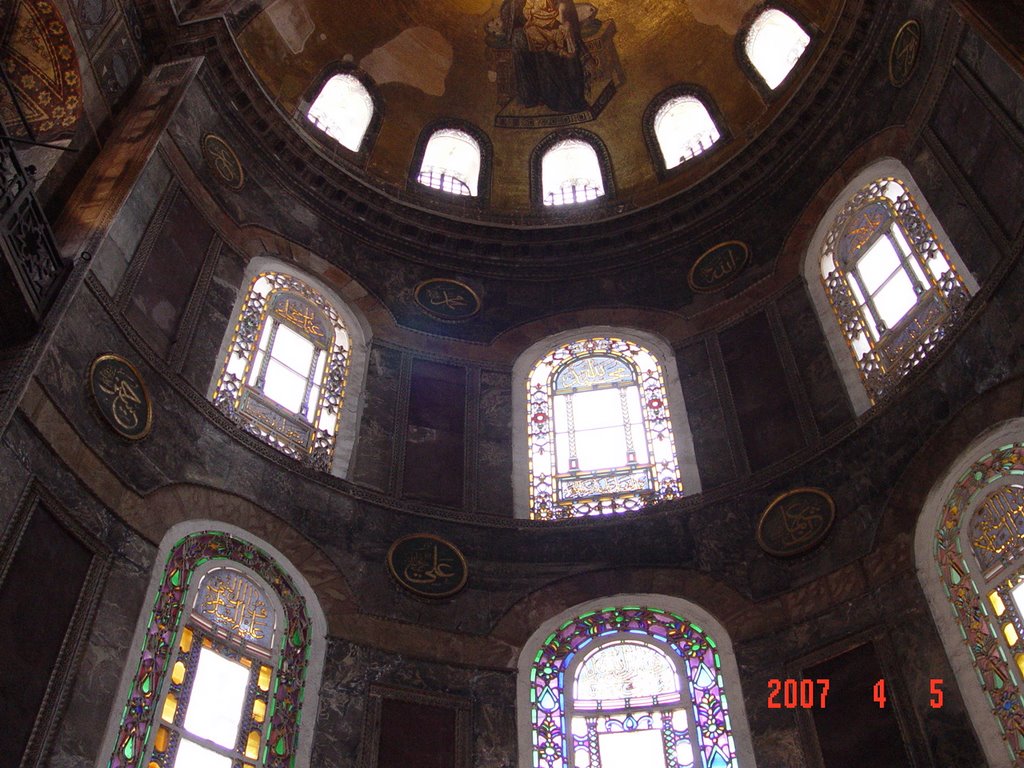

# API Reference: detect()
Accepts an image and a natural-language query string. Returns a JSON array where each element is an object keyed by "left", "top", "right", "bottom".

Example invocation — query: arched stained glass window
[
  {"left": 743, "top": 9, "right": 810, "bottom": 90},
  {"left": 306, "top": 73, "right": 374, "bottom": 152},
  {"left": 818, "top": 175, "right": 971, "bottom": 404},
  {"left": 541, "top": 138, "right": 605, "bottom": 206},
  {"left": 526, "top": 337, "right": 682, "bottom": 519},
  {"left": 653, "top": 96, "right": 722, "bottom": 169},
  {"left": 417, "top": 128, "right": 481, "bottom": 197},
  {"left": 926, "top": 440, "right": 1024, "bottom": 765},
  {"left": 212, "top": 271, "right": 351, "bottom": 471},
  {"left": 107, "top": 531, "right": 314, "bottom": 768},
  {"left": 528, "top": 606, "right": 740, "bottom": 768}
]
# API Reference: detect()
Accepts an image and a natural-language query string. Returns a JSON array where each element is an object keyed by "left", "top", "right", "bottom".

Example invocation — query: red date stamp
[{"left": 768, "top": 678, "right": 945, "bottom": 709}]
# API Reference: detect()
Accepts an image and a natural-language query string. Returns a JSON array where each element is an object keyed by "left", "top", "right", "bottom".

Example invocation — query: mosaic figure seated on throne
[{"left": 487, "top": 1, "right": 623, "bottom": 128}]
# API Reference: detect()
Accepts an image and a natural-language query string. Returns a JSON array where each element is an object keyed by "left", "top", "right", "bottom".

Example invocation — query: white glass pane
[
  {"left": 598, "top": 729, "right": 667, "bottom": 768},
  {"left": 305, "top": 385, "right": 321, "bottom": 421},
  {"left": 575, "top": 426, "right": 629, "bottom": 471},
  {"left": 257, "top": 320, "right": 273, "bottom": 352},
  {"left": 856, "top": 236, "right": 901, "bottom": 294},
  {"left": 874, "top": 270, "right": 918, "bottom": 328},
  {"left": 1011, "top": 581, "right": 1024, "bottom": 617},
  {"left": 541, "top": 139, "right": 604, "bottom": 206},
  {"left": 654, "top": 96, "right": 721, "bottom": 169},
  {"left": 172, "top": 739, "right": 233, "bottom": 768},
  {"left": 576, "top": 641, "right": 679, "bottom": 701},
  {"left": 262, "top": 360, "right": 307, "bottom": 413},
  {"left": 570, "top": 389, "right": 628, "bottom": 431},
  {"left": 247, "top": 350, "right": 265, "bottom": 387},
  {"left": 891, "top": 224, "right": 912, "bottom": 257},
  {"left": 419, "top": 129, "right": 481, "bottom": 196},
  {"left": 746, "top": 8, "right": 810, "bottom": 89},
  {"left": 182, "top": 648, "right": 249, "bottom": 749},
  {"left": 307, "top": 74, "right": 373, "bottom": 152},
  {"left": 270, "top": 323, "right": 315, "bottom": 373}
]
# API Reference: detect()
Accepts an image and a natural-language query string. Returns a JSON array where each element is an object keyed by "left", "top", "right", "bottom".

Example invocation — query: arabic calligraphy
[
  {"left": 688, "top": 241, "right": 749, "bottom": 293},
  {"left": 197, "top": 569, "right": 273, "bottom": 647},
  {"left": 554, "top": 355, "right": 633, "bottom": 392},
  {"left": 757, "top": 488, "right": 835, "bottom": 557},
  {"left": 969, "top": 485, "right": 1024, "bottom": 571},
  {"left": 843, "top": 204, "right": 889, "bottom": 255},
  {"left": 273, "top": 296, "right": 325, "bottom": 338},
  {"left": 89, "top": 355, "right": 152, "bottom": 439},
  {"left": 202, "top": 133, "right": 245, "bottom": 191},
  {"left": 388, "top": 534, "right": 468, "bottom": 598},
  {"left": 414, "top": 279, "right": 481, "bottom": 321},
  {"left": 889, "top": 20, "right": 921, "bottom": 87}
]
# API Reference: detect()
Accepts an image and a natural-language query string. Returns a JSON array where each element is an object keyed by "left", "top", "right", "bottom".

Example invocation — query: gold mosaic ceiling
[{"left": 237, "top": 0, "right": 841, "bottom": 214}]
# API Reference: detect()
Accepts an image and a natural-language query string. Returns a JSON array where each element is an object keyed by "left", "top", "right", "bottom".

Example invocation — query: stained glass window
[
  {"left": 526, "top": 337, "right": 682, "bottom": 519},
  {"left": 541, "top": 139, "right": 605, "bottom": 207},
  {"left": 819, "top": 176, "right": 970, "bottom": 403},
  {"left": 744, "top": 9, "right": 810, "bottom": 90},
  {"left": 306, "top": 73, "right": 374, "bottom": 152},
  {"left": 108, "top": 532, "right": 313, "bottom": 768},
  {"left": 212, "top": 271, "right": 351, "bottom": 471},
  {"left": 933, "top": 446, "right": 1024, "bottom": 764},
  {"left": 417, "top": 128, "right": 481, "bottom": 197},
  {"left": 653, "top": 96, "right": 721, "bottom": 169},
  {"left": 529, "top": 606, "right": 738, "bottom": 768}
]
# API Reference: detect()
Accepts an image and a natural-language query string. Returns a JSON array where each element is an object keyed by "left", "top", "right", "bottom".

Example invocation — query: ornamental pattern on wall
[{"left": 109, "top": 531, "right": 312, "bottom": 768}]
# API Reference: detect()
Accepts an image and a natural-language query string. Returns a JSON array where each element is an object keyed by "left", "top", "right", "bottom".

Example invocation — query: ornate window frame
[
  {"left": 803, "top": 158, "right": 978, "bottom": 415},
  {"left": 915, "top": 418, "right": 1024, "bottom": 768},
  {"left": 517, "top": 595, "right": 757, "bottom": 768},
  {"left": 643, "top": 85, "right": 729, "bottom": 180},
  {"left": 98, "top": 521, "right": 328, "bottom": 768},
  {"left": 297, "top": 63, "right": 384, "bottom": 165},
  {"left": 530, "top": 129, "right": 616, "bottom": 210},
  {"left": 511, "top": 327, "right": 701, "bottom": 520},
  {"left": 208, "top": 257, "right": 370, "bottom": 478},
  {"left": 407, "top": 118, "right": 493, "bottom": 208},
  {"left": 736, "top": 4, "right": 814, "bottom": 100}
]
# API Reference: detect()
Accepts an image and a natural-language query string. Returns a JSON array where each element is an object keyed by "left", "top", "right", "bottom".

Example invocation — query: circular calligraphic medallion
[
  {"left": 688, "top": 241, "right": 750, "bottom": 293},
  {"left": 757, "top": 488, "right": 835, "bottom": 557},
  {"left": 414, "top": 279, "right": 481, "bottom": 321},
  {"left": 89, "top": 354, "right": 153, "bottom": 440},
  {"left": 889, "top": 20, "right": 921, "bottom": 87},
  {"left": 202, "top": 133, "right": 245, "bottom": 191},
  {"left": 387, "top": 534, "right": 468, "bottom": 598}
]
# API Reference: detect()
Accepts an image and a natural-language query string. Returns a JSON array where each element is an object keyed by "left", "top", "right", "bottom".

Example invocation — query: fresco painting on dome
[{"left": 485, "top": 1, "right": 624, "bottom": 128}]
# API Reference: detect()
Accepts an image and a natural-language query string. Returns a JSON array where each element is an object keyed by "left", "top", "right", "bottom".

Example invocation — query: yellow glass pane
[
  {"left": 202, "top": 637, "right": 213, "bottom": 649},
  {"left": 180, "top": 627, "right": 194, "bottom": 653},
  {"left": 171, "top": 661, "right": 186, "bottom": 686},
  {"left": 252, "top": 698, "right": 267, "bottom": 723},
  {"left": 154, "top": 726, "right": 169, "bottom": 753},
  {"left": 161, "top": 692, "right": 177, "bottom": 723},
  {"left": 1005, "top": 623, "right": 1019, "bottom": 647},
  {"left": 991, "top": 591, "right": 1007, "bottom": 616},
  {"left": 1017, "top": 653, "right": 1024, "bottom": 679},
  {"left": 148, "top": 762, "right": 160, "bottom": 768},
  {"left": 245, "top": 730, "right": 261, "bottom": 759},
  {"left": 239, "top": 656, "right": 253, "bottom": 669},
  {"left": 258, "top": 665, "right": 272, "bottom": 692}
]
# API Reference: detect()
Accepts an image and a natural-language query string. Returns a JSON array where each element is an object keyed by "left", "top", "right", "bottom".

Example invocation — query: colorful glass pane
[
  {"left": 527, "top": 338, "right": 682, "bottom": 519},
  {"left": 970, "top": 484, "right": 1024, "bottom": 573},
  {"left": 108, "top": 532, "right": 312, "bottom": 768},
  {"left": 530, "top": 607, "right": 737, "bottom": 768},
  {"left": 574, "top": 641, "right": 679, "bottom": 706},
  {"left": 935, "top": 444, "right": 1024, "bottom": 764}
]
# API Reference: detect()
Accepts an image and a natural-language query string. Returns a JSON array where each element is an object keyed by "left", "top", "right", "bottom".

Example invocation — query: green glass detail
[
  {"left": 123, "top": 736, "right": 135, "bottom": 760},
  {"left": 275, "top": 736, "right": 287, "bottom": 756}
]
